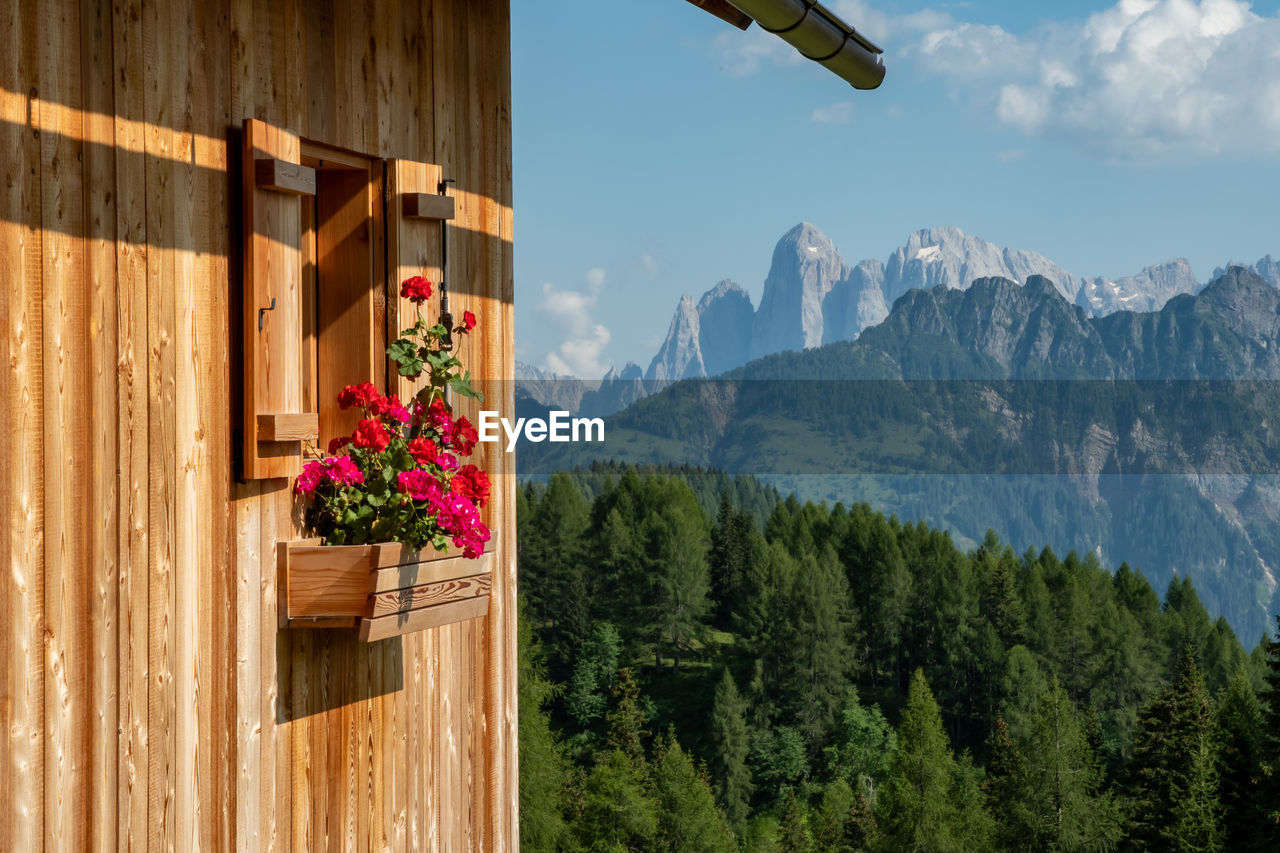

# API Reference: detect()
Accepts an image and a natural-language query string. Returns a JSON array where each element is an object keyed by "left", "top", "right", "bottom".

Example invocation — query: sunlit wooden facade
[{"left": 0, "top": 0, "right": 516, "bottom": 849}]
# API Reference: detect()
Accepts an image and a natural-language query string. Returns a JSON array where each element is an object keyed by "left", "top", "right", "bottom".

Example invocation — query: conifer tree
[
  {"left": 840, "top": 789, "right": 880, "bottom": 853},
  {"left": 1127, "top": 646, "right": 1224, "bottom": 851},
  {"left": 709, "top": 494, "right": 757, "bottom": 629},
  {"left": 839, "top": 509, "right": 911, "bottom": 694},
  {"left": 651, "top": 730, "right": 737, "bottom": 853},
  {"left": 983, "top": 717, "right": 1027, "bottom": 851},
  {"left": 1215, "top": 668, "right": 1269, "bottom": 851},
  {"left": 777, "top": 788, "right": 813, "bottom": 853},
  {"left": 525, "top": 473, "right": 591, "bottom": 674},
  {"left": 979, "top": 542, "right": 1026, "bottom": 648},
  {"left": 575, "top": 667, "right": 660, "bottom": 852},
  {"left": 1259, "top": 616, "right": 1280, "bottom": 837},
  {"left": 645, "top": 490, "right": 710, "bottom": 671},
  {"left": 1016, "top": 678, "right": 1122, "bottom": 851},
  {"left": 605, "top": 667, "right": 649, "bottom": 768},
  {"left": 759, "top": 547, "right": 851, "bottom": 742},
  {"left": 517, "top": 603, "right": 571, "bottom": 852},
  {"left": 574, "top": 748, "right": 658, "bottom": 853},
  {"left": 814, "top": 779, "right": 854, "bottom": 852},
  {"left": 564, "top": 621, "right": 622, "bottom": 731},
  {"left": 878, "top": 669, "right": 992, "bottom": 852},
  {"left": 708, "top": 668, "right": 754, "bottom": 833},
  {"left": 947, "top": 753, "right": 995, "bottom": 853}
]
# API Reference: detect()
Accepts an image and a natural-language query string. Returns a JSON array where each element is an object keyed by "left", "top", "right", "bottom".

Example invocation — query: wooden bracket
[
  {"left": 401, "top": 192, "right": 455, "bottom": 221},
  {"left": 257, "top": 412, "right": 320, "bottom": 442},
  {"left": 255, "top": 157, "right": 317, "bottom": 195}
]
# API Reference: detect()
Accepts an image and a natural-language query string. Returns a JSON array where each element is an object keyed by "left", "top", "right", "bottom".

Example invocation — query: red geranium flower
[
  {"left": 327, "top": 435, "right": 353, "bottom": 455},
  {"left": 337, "top": 381, "right": 379, "bottom": 410},
  {"left": 352, "top": 418, "right": 390, "bottom": 453},
  {"left": 370, "top": 393, "right": 410, "bottom": 424},
  {"left": 452, "top": 415, "right": 478, "bottom": 456},
  {"left": 400, "top": 275, "right": 433, "bottom": 304},
  {"left": 424, "top": 397, "right": 453, "bottom": 441},
  {"left": 451, "top": 464, "right": 490, "bottom": 507},
  {"left": 456, "top": 310, "right": 477, "bottom": 334},
  {"left": 407, "top": 437, "right": 440, "bottom": 466}
]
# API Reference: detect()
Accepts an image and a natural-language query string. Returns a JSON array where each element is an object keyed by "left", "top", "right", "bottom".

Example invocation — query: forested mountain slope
[{"left": 517, "top": 468, "right": 1280, "bottom": 851}]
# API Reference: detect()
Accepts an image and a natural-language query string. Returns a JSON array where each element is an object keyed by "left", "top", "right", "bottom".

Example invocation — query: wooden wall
[{"left": 0, "top": 0, "right": 516, "bottom": 850}]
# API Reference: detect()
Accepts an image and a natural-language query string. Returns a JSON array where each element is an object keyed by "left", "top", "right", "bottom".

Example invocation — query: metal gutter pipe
[{"left": 725, "top": 0, "right": 886, "bottom": 90}]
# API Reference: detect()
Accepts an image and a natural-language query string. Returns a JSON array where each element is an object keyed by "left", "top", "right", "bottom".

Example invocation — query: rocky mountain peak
[
  {"left": 645, "top": 293, "right": 704, "bottom": 383},
  {"left": 1214, "top": 255, "right": 1280, "bottom": 288},
  {"left": 1077, "top": 258, "right": 1198, "bottom": 315},
  {"left": 750, "top": 222, "right": 849, "bottom": 358},
  {"left": 1023, "top": 274, "right": 1065, "bottom": 300},
  {"left": 603, "top": 361, "right": 644, "bottom": 383},
  {"left": 883, "top": 226, "right": 1079, "bottom": 307},
  {"left": 1198, "top": 266, "right": 1280, "bottom": 340},
  {"left": 645, "top": 279, "right": 755, "bottom": 384},
  {"left": 698, "top": 278, "right": 749, "bottom": 311}
]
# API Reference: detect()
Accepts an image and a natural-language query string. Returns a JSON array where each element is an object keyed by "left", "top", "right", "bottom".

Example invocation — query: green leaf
[
  {"left": 388, "top": 339, "right": 424, "bottom": 378},
  {"left": 448, "top": 375, "right": 483, "bottom": 401}
]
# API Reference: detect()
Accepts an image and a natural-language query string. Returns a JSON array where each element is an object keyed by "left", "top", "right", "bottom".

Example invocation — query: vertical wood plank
[
  {"left": 111, "top": 0, "right": 150, "bottom": 848},
  {"left": 229, "top": 0, "right": 254, "bottom": 123},
  {"left": 81, "top": 0, "right": 121, "bottom": 849},
  {"left": 234, "top": 482, "right": 263, "bottom": 853},
  {"left": 194, "top": 0, "right": 235, "bottom": 849},
  {"left": 142, "top": 0, "right": 178, "bottom": 848},
  {"left": 40, "top": 0, "right": 89, "bottom": 848},
  {"left": 289, "top": 628, "right": 313, "bottom": 851},
  {"left": 165, "top": 0, "right": 208, "bottom": 849},
  {"left": 0, "top": 0, "right": 13, "bottom": 831},
  {"left": 302, "top": 0, "right": 336, "bottom": 142},
  {"left": 2, "top": 1, "right": 47, "bottom": 847},
  {"left": 484, "top": 0, "right": 520, "bottom": 844},
  {"left": 260, "top": 486, "right": 291, "bottom": 852}
]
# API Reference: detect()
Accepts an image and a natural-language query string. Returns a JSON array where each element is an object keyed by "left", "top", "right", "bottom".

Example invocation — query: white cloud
[
  {"left": 714, "top": 0, "right": 1280, "bottom": 160},
  {"left": 537, "top": 269, "right": 612, "bottom": 378},
  {"left": 713, "top": 25, "right": 799, "bottom": 77},
  {"left": 812, "top": 100, "right": 855, "bottom": 124},
  {"left": 910, "top": 0, "right": 1280, "bottom": 159}
]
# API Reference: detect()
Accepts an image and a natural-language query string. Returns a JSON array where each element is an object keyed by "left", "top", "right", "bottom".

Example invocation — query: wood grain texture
[
  {"left": 3, "top": 0, "right": 516, "bottom": 848},
  {"left": 3, "top": 2, "right": 47, "bottom": 848},
  {"left": 111, "top": 2, "right": 151, "bottom": 848},
  {"left": 360, "top": 596, "right": 490, "bottom": 644},
  {"left": 141, "top": 2, "right": 178, "bottom": 847},
  {"left": 402, "top": 192, "right": 455, "bottom": 221},
  {"left": 242, "top": 118, "right": 306, "bottom": 480},
  {"left": 313, "top": 163, "right": 379, "bottom": 445},
  {"left": 370, "top": 550, "right": 494, "bottom": 593},
  {"left": 40, "top": 0, "right": 89, "bottom": 846},
  {"left": 82, "top": 1, "right": 121, "bottom": 849},
  {"left": 254, "top": 158, "right": 317, "bottom": 195},
  {"left": 256, "top": 413, "right": 319, "bottom": 442},
  {"left": 367, "top": 573, "right": 493, "bottom": 618}
]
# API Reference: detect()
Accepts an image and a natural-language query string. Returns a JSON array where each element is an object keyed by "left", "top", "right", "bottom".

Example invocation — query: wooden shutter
[
  {"left": 242, "top": 119, "right": 318, "bottom": 479},
  {"left": 386, "top": 158, "right": 450, "bottom": 403}
]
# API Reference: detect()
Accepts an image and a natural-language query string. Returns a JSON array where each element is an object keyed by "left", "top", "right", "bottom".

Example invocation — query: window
[{"left": 241, "top": 119, "right": 452, "bottom": 480}]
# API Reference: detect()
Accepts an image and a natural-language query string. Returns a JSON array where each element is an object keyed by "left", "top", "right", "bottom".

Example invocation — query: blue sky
[{"left": 511, "top": 0, "right": 1280, "bottom": 376}]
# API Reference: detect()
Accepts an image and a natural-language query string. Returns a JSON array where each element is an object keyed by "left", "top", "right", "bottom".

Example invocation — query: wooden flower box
[{"left": 277, "top": 538, "right": 494, "bottom": 641}]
